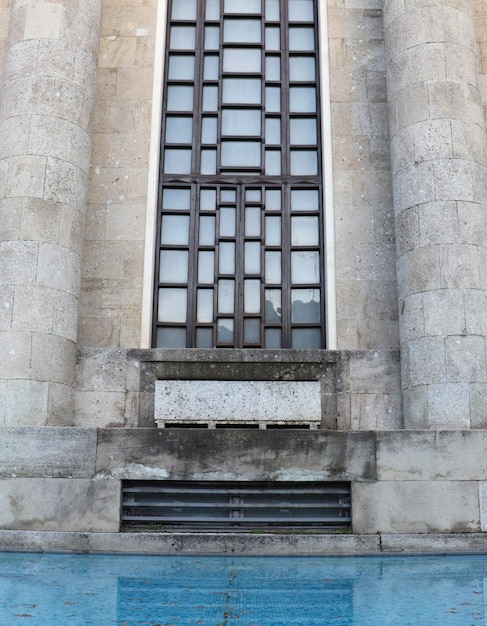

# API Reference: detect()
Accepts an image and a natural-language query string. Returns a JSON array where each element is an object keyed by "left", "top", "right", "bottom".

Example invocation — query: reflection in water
[{"left": 0, "top": 553, "right": 486, "bottom": 625}]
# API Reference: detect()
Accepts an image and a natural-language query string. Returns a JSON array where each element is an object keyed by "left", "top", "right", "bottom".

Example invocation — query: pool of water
[{"left": 0, "top": 552, "right": 486, "bottom": 625}]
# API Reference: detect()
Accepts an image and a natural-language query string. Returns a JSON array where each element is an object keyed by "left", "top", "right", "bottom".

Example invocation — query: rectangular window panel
[
  {"left": 223, "top": 48, "right": 261, "bottom": 73},
  {"left": 219, "top": 242, "right": 235, "bottom": 274},
  {"left": 288, "top": 0, "right": 314, "bottom": 22},
  {"left": 223, "top": 79, "right": 261, "bottom": 104},
  {"left": 201, "top": 149, "right": 217, "bottom": 174},
  {"left": 158, "top": 288, "right": 187, "bottom": 322},
  {"left": 204, "top": 55, "right": 219, "bottom": 80},
  {"left": 163, "top": 187, "right": 191, "bottom": 210},
  {"left": 265, "top": 117, "right": 281, "bottom": 145},
  {"left": 219, "top": 207, "right": 236, "bottom": 236},
  {"left": 161, "top": 214, "right": 190, "bottom": 245},
  {"left": 206, "top": 0, "right": 220, "bottom": 19},
  {"left": 203, "top": 85, "right": 218, "bottom": 111},
  {"left": 244, "top": 318, "right": 260, "bottom": 343},
  {"left": 218, "top": 280, "right": 235, "bottom": 313},
  {"left": 245, "top": 242, "right": 261, "bottom": 274},
  {"left": 291, "top": 216, "right": 319, "bottom": 246},
  {"left": 291, "top": 288, "right": 320, "bottom": 323},
  {"left": 167, "top": 85, "right": 194, "bottom": 111},
  {"left": 198, "top": 251, "right": 215, "bottom": 283},
  {"left": 199, "top": 215, "right": 216, "bottom": 245},
  {"left": 291, "top": 188, "right": 319, "bottom": 211},
  {"left": 265, "top": 289, "right": 281, "bottom": 321},
  {"left": 217, "top": 318, "right": 234, "bottom": 342},
  {"left": 222, "top": 109, "right": 261, "bottom": 136},
  {"left": 157, "top": 327, "right": 187, "bottom": 348},
  {"left": 172, "top": 0, "right": 197, "bottom": 20},
  {"left": 265, "top": 189, "right": 281, "bottom": 211},
  {"left": 245, "top": 207, "right": 261, "bottom": 236},
  {"left": 224, "top": 0, "right": 261, "bottom": 13},
  {"left": 290, "top": 149, "right": 318, "bottom": 175},
  {"left": 244, "top": 279, "right": 261, "bottom": 313},
  {"left": 197, "top": 289, "right": 214, "bottom": 322},
  {"left": 265, "top": 0, "right": 280, "bottom": 21},
  {"left": 289, "top": 56, "right": 315, "bottom": 82},
  {"left": 289, "top": 27, "right": 315, "bottom": 51},
  {"left": 160, "top": 250, "right": 189, "bottom": 283},
  {"left": 290, "top": 87, "right": 316, "bottom": 113},
  {"left": 265, "top": 55, "right": 280, "bottom": 81},
  {"left": 201, "top": 116, "right": 218, "bottom": 144},
  {"left": 265, "top": 27, "right": 280, "bottom": 51},
  {"left": 291, "top": 251, "right": 320, "bottom": 283},
  {"left": 291, "top": 328, "right": 321, "bottom": 348},
  {"left": 168, "top": 55, "right": 195, "bottom": 80},
  {"left": 265, "top": 216, "right": 281, "bottom": 245},
  {"left": 290, "top": 118, "right": 317, "bottom": 145},
  {"left": 170, "top": 26, "right": 196, "bottom": 49},
  {"left": 265, "top": 149, "right": 281, "bottom": 175},
  {"left": 246, "top": 189, "right": 261, "bottom": 202},
  {"left": 166, "top": 116, "right": 193, "bottom": 144},
  {"left": 265, "top": 251, "right": 281, "bottom": 283},
  {"left": 200, "top": 188, "right": 217, "bottom": 210},
  {"left": 224, "top": 19, "right": 261, "bottom": 43},
  {"left": 164, "top": 149, "right": 192, "bottom": 174},
  {"left": 196, "top": 327, "right": 213, "bottom": 348},
  {"left": 265, "top": 86, "right": 281, "bottom": 112},
  {"left": 265, "top": 328, "right": 281, "bottom": 348},
  {"left": 221, "top": 141, "right": 261, "bottom": 167},
  {"left": 205, "top": 26, "right": 220, "bottom": 49}
]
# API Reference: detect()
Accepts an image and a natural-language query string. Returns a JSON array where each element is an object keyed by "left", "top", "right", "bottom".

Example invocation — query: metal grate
[{"left": 121, "top": 481, "right": 351, "bottom": 531}]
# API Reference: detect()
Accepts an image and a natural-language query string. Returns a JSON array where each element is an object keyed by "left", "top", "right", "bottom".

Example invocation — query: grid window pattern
[{"left": 154, "top": 0, "right": 324, "bottom": 348}]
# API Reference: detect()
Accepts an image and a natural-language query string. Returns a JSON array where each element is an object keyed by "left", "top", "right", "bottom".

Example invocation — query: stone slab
[
  {"left": 381, "top": 533, "right": 487, "bottom": 554},
  {"left": 352, "top": 481, "right": 480, "bottom": 534},
  {"left": 0, "top": 478, "right": 120, "bottom": 532},
  {"left": 0, "top": 427, "right": 97, "bottom": 478},
  {"left": 377, "top": 431, "right": 487, "bottom": 481},
  {"left": 95, "top": 428, "right": 377, "bottom": 482},
  {"left": 155, "top": 380, "right": 321, "bottom": 425}
]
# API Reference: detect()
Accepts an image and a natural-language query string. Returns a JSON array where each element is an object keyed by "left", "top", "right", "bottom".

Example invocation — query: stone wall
[
  {"left": 78, "top": 0, "right": 157, "bottom": 348},
  {"left": 0, "top": 0, "right": 10, "bottom": 78},
  {"left": 1, "top": 427, "right": 486, "bottom": 537},
  {"left": 328, "top": 0, "right": 399, "bottom": 350}
]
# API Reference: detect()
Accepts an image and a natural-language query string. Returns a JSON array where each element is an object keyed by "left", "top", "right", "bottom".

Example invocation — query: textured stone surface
[
  {"left": 155, "top": 380, "right": 322, "bottom": 426},
  {"left": 0, "top": 478, "right": 120, "bottom": 532},
  {"left": 353, "top": 481, "right": 480, "bottom": 534}
]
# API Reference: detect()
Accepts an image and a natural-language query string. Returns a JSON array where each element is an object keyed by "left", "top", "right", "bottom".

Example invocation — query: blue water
[{"left": 0, "top": 552, "right": 486, "bottom": 625}]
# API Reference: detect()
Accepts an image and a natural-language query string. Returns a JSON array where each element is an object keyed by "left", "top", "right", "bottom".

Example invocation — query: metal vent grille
[{"left": 121, "top": 481, "right": 351, "bottom": 531}]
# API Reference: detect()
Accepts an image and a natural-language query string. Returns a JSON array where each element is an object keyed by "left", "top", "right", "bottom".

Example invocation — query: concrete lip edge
[{"left": 1, "top": 531, "right": 487, "bottom": 556}]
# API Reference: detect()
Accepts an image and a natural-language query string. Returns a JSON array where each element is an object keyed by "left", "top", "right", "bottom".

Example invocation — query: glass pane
[
  {"left": 265, "top": 149, "right": 281, "bottom": 175},
  {"left": 265, "top": 251, "right": 281, "bottom": 283},
  {"left": 290, "top": 118, "right": 317, "bottom": 145},
  {"left": 201, "top": 149, "right": 216, "bottom": 174},
  {"left": 223, "top": 79, "right": 261, "bottom": 104},
  {"left": 219, "top": 242, "right": 235, "bottom": 274},
  {"left": 202, "top": 117, "right": 217, "bottom": 144},
  {"left": 222, "top": 109, "right": 261, "bottom": 136},
  {"left": 265, "top": 289, "right": 281, "bottom": 322},
  {"left": 196, "top": 328, "right": 213, "bottom": 348},
  {"left": 157, "top": 327, "right": 186, "bottom": 348},
  {"left": 265, "top": 328, "right": 281, "bottom": 348},
  {"left": 168, "top": 55, "right": 195, "bottom": 80},
  {"left": 218, "top": 280, "right": 235, "bottom": 313},
  {"left": 292, "top": 328, "right": 321, "bottom": 348},
  {"left": 292, "top": 288, "right": 320, "bottom": 322},
  {"left": 244, "top": 279, "right": 261, "bottom": 313},
  {"left": 291, "top": 150, "right": 318, "bottom": 175},
  {"left": 198, "top": 251, "right": 215, "bottom": 283},
  {"left": 206, "top": 0, "right": 220, "bottom": 20},
  {"left": 291, "top": 251, "right": 320, "bottom": 283},
  {"left": 224, "top": 0, "right": 261, "bottom": 13},
  {"left": 289, "top": 0, "right": 314, "bottom": 22},
  {"left": 265, "top": 216, "right": 281, "bottom": 245},
  {"left": 265, "top": 189, "right": 281, "bottom": 211},
  {"left": 160, "top": 250, "right": 189, "bottom": 283},
  {"left": 170, "top": 26, "right": 196, "bottom": 50},
  {"left": 265, "top": 87, "right": 280, "bottom": 112},
  {"left": 163, "top": 187, "right": 190, "bottom": 210},
  {"left": 203, "top": 86, "right": 218, "bottom": 111},
  {"left": 265, "top": 117, "right": 281, "bottom": 144},
  {"left": 204, "top": 55, "right": 219, "bottom": 80},
  {"left": 289, "top": 56, "right": 315, "bottom": 82},
  {"left": 220, "top": 207, "right": 236, "bottom": 236},
  {"left": 158, "top": 288, "right": 187, "bottom": 322},
  {"left": 290, "top": 87, "right": 316, "bottom": 113},
  {"left": 221, "top": 189, "right": 236, "bottom": 202},
  {"left": 164, "top": 148, "right": 192, "bottom": 174},
  {"left": 265, "top": 56, "right": 280, "bottom": 81},
  {"left": 291, "top": 188, "right": 319, "bottom": 211},
  {"left": 167, "top": 85, "right": 193, "bottom": 111},
  {"left": 291, "top": 216, "right": 319, "bottom": 246},
  {"left": 289, "top": 27, "right": 315, "bottom": 51},
  {"left": 224, "top": 19, "right": 261, "bottom": 43},
  {"left": 245, "top": 207, "right": 261, "bottom": 236},
  {"left": 265, "top": 27, "right": 280, "bottom": 51},
  {"left": 244, "top": 318, "right": 260, "bottom": 343},
  {"left": 199, "top": 215, "right": 216, "bottom": 245},
  {"left": 165, "top": 116, "right": 193, "bottom": 143},
  {"left": 246, "top": 189, "right": 261, "bottom": 202},
  {"left": 200, "top": 188, "right": 216, "bottom": 210},
  {"left": 161, "top": 215, "right": 190, "bottom": 245},
  {"left": 205, "top": 26, "right": 220, "bottom": 50},
  {"left": 197, "top": 289, "right": 214, "bottom": 323},
  {"left": 172, "top": 0, "right": 197, "bottom": 20},
  {"left": 265, "top": 0, "right": 280, "bottom": 20},
  {"left": 217, "top": 318, "right": 234, "bottom": 342},
  {"left": 245, "top": 242, "right": 261, "bottom": 274},
  {"left": 221, "top": 141, "right": 261, "bottom": 167},
  {"left": 223, "top": 48, "right": 261, "bottom": 73}
]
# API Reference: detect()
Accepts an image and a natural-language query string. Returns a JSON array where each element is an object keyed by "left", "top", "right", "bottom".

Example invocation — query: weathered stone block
[
  {"left": 155, "top": 380, "right": 321, "bottom": 426},
  {"left": 0, "top": 427, "right": 96, "bottom": 478},
  {"left": 0, "top": 478, "right": 120, "bottom": 532},
  {"left": 353, "top": 481, "right": 480, "bottom": 534}
]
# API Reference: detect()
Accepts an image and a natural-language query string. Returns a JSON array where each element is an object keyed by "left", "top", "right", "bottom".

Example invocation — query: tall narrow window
[{"left": 154, "top": 0, "right": 325, "bottom": 349}]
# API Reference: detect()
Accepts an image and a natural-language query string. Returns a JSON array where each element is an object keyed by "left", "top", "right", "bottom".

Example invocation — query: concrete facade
[{"left": 0, "top": 0, "right": 486, "bottom": 546}]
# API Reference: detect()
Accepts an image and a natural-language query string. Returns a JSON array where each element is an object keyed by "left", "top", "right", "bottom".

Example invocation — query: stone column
[
  {"left": 384, "top": 0, "right": 487, "bottom": 428},
  {"left": 0, "top": 0, "right": 102, "bottom": 425}
]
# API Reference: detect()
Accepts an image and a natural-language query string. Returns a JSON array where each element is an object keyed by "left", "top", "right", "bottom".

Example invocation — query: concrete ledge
[{"left": 1, "top": 531, "right": 487, "bottom": 556}]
